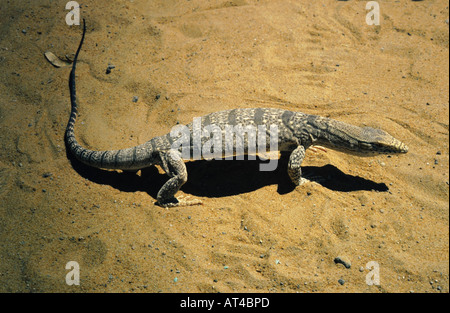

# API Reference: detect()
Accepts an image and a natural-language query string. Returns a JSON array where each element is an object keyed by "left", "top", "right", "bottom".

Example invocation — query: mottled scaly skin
[{"left": 65, "top": 21, "right": 408, "bottom": 207}]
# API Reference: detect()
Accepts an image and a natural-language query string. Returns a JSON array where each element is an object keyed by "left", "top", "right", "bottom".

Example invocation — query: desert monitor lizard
[{"left": 65, "top": 21, "right": 408, "bottom": 207}]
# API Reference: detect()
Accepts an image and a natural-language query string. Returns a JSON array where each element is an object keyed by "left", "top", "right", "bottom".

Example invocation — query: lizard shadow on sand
[{"left": 67, "top": 153, "right": 388, "bottom": 202}]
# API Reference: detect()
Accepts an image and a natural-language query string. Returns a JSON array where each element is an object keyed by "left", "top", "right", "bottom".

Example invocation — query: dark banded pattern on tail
[{"left": 65, "top": 20, "right": 156, "bottom": 170}]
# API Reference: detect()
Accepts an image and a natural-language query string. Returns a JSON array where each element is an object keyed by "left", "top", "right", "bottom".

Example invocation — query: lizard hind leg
[
  {"left": 156, "top": 149, "right": 202, "bottom": 208},
  {"left": 287, "top": 145, "right": 309, "bottom": 186}
]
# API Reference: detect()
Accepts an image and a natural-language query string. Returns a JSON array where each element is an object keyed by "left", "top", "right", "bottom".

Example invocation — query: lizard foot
[
  {"left": 298, "top": 177, "right": 312, "bottom": 186},
  {"left": 157, "top": 195, "right": 203, "bottom": 208}
]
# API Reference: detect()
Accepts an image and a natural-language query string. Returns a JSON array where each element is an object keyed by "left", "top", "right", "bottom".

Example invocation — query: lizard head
[
  {"left": 317, "top": 121, "right": 409, "bottom": 156},
  {"left": 352, "top": 127, "right": 409, "bottom": 155},
  {"left": 308, "top": 116, "right": 408, "bottom": 156}
]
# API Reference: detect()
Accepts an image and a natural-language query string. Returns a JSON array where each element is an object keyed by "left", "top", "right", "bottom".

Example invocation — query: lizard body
[{"left": 65, "top": 21, "right": 408, "bottom": 207}]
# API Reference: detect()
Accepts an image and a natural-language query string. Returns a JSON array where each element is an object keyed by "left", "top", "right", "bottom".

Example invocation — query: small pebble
[
  {"left": 338, "top": 279, "right": 345, "bottom": 285},
  {"left": 132, "top": 96, "right": 139, "bottom": 103},
  {"left": 106, "top": 64, "right": 115, "bottom": 74},
  {"left": 334, "top": 256, "right": 351, "bottom": 269}
]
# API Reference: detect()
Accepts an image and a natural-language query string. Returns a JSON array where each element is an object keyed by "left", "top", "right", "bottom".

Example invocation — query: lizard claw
[
  {"left": 309, "top": 145, "right": 327, "bottom": 153},
  {"left": 298, "top": 177, "right": 311, "bottom": 186},
  {"left": 157, "top": 195, "right": 203, "bottom": 208}
]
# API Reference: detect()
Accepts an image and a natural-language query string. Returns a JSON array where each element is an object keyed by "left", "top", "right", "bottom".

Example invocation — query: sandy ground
[{"left": 0, "top": 0, "right": 448, "bottom": 293}]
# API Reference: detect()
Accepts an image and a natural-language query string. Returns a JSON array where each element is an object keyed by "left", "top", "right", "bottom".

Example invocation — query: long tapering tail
[
  {"left": 65, "top": 19, "right": 155, "bottom": 170},
  {"left": 65, "top": 19, "right": 86, "bottom": 155}
]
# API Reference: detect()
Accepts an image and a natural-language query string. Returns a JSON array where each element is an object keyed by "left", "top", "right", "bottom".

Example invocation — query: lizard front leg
[
  {"left": 156, "top": 149, "right": 201, "bottom": 208},
  {"left": 287, "top": 145, "right": 308, "bottom": 186}
]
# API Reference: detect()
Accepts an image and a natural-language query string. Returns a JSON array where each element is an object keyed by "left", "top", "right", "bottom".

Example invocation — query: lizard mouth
[
  {"left": 379, "top": 142, "right": 409, "bottom": 154},
  {"left": 398, "top": 143, "right": 409, "bottom": 153}
]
